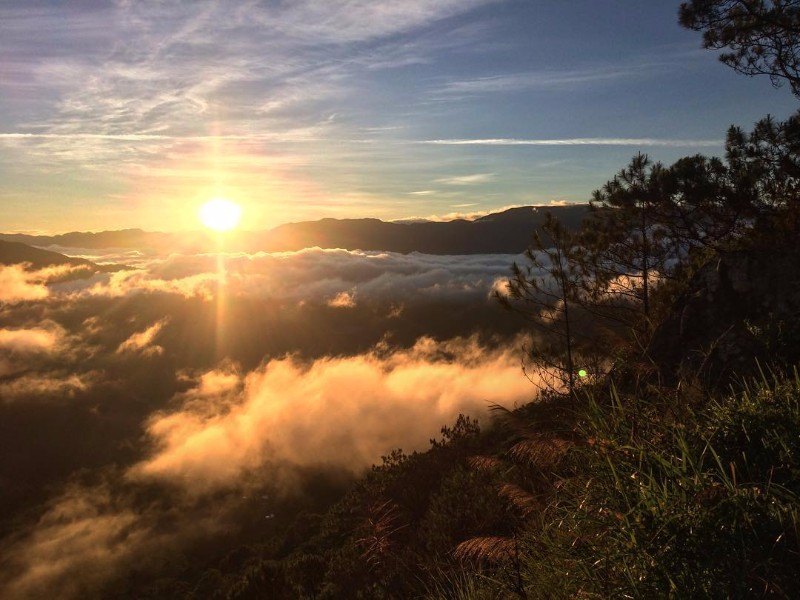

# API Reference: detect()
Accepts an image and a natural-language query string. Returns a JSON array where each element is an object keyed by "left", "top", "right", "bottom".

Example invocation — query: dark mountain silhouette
[
  {"left": 259, "top": 205, "right": 589, "bottom": 254},
  {"left": 0, "top": 229, "right": 179, "bottom": 251},
  {"left": 0, "top": 239, "right": 94, "bottom": 268},
  {"left": 0, "top": 205, "right": 590, "bottom": 254}
]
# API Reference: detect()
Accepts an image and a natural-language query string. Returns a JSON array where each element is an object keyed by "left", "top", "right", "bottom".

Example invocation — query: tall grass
[{"left": 447, "top": 370, "right": 800, "bottom": 599}]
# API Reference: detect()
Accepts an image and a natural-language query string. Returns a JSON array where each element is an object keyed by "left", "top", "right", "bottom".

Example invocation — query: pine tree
[
  {"left": 581, "top": 153, "right": 673, "bottom": 333},
  {"left": 495, "top": 213, "right": 587, "bottom": 394},
  {"left": 680, "top": 0, "right": 800, "bottom": 97}
]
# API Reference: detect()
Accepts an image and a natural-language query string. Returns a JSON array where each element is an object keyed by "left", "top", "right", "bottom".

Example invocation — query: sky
[{"left": 1, "top": 0, "right": 797, "bottom": 234}]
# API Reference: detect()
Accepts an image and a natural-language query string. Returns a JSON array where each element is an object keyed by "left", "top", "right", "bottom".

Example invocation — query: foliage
[
  {"left": 496, "top": 212, "right": 594, "bottom": 393},
  {"left": 725, "top": 111, "right": 800, "bottom": 233},
  {"left": 680, "top": 0, "right": 800, "bottom": 97},
  {"left": 517, "top": 373, "right": 800, "bottom": 598},
  {"left": 583, "top": 152, "right": 675, "bottom": 330}
]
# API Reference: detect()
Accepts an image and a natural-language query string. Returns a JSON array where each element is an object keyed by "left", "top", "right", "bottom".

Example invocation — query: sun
[{"left": 199, "top": 198, "right": 242, "bottom": 232}]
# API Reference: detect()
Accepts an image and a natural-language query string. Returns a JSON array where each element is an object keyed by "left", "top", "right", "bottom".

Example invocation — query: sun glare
[{"left": 199, "top": 198, "right": 242, "bottom": 232}]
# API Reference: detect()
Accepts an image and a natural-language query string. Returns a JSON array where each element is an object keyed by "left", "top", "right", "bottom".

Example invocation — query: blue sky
[{"left": 0, "top": 0, "right": 796, "bottom": 233}]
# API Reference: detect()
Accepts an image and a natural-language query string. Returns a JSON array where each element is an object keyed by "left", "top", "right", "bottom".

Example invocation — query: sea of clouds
[{"left": 0, "top": 247, "right": 549, "bottom": 597}]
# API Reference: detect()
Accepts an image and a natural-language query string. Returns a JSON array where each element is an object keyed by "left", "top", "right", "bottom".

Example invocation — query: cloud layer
[
  {"left": 0, "top": 265, "right": 49, "bottom": 303},
  {"left": 134, "top": 336, "right": 533, "bottom": 491},
  {"left": 0, "top": 334, "right": 534, "bottom": 597},
  {"left": 0, "top": 247, "right": 540, "bottom": 597},
  {"left": 64, "top": 247, "right": 519, "bottom": 306}
]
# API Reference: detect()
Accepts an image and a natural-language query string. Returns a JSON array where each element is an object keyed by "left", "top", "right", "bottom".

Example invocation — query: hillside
[{"left": 0, "top": 239, "right": 94, "bottom": 268}]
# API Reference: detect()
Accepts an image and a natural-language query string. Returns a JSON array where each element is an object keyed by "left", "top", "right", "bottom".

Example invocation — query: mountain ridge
[{"left": 0, "top": 204, "right": 590, "bottom": 255}]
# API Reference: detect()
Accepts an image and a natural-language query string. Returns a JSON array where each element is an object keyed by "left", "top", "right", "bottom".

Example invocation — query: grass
[{"left": 443, "top": 370, "right": 800, "bottom": 599}]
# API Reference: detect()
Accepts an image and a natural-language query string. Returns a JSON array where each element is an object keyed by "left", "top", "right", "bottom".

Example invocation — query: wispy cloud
[
  {"left": 0, "top": 133, "right": 321, "bottom": 142},
  {"left": 0, "top": 1, "right": 498, "bottom": 186},
  {"left": 0, "top": 2, "right": 758, "bottom": 231},
  {"left": 393, "top": 204, "right": 528, "bottom": 223},
  {"left": 436, "top": 173, "right": 496, "bottom": 185},
  {"left": 431, "top": 52, "right": 705, "bottom": 98},
  {"left": 436, "top": 67, "right": 639, "bottom": 95},
  {"left": 421, "top": 138, "right": 723, "bottom": 147},
  {"left": 0, "top": 373, "right": 90, "bottom": 404},
  {"left": 0, "top": 0, "right": 517, "bottom": 230},
  {"left": 116, "top": 319, "right": 168, "bottom": 357}
]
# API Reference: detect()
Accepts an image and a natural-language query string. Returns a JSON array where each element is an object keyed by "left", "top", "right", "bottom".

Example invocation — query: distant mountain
[
  {"left": 0, "top": 204, "right": 591, "bottom": 255},
  {"left": 0, "top": 229, "right": 180, "bottom": 251},
  {"left": 257, "top": 205, "right": 590, "bottom": 254},
  {"left": 0, "top": 239, "right": 94, "bottom": 269}
]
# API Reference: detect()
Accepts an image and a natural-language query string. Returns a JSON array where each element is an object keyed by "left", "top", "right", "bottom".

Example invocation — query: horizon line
[{"left": 0, "top": 203, "right": 590, "bottom": 237}]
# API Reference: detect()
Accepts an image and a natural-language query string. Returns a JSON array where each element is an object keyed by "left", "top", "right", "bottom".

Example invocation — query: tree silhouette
[
  {"left": 680, "top": 0, "right": 800, "bottom": 97},
  {"left": 726, "top": 112, "right": 800, "bottom": 216},
  {"left": 582, "top": 153, "right": 673, "bottom": 333},
  {"left": 496, "top": 213, "right": 588, "bottom": 394},
  {"left": 660, "top": 154, "right": 747, "bottom": 252}
]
